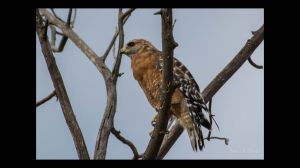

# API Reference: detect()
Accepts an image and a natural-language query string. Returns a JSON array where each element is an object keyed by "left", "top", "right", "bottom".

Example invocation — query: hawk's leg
[
  {"left": 151, "top": 113, "right": 158, "bottom": 126},
  {"left": 149, "top": 113, "right": 158, "bottom": 136}
]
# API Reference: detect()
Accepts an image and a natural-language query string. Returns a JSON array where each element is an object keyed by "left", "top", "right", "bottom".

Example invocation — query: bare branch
[
  {"left": 143, "top": 8, "right": 178, "bottom": 160},
  {"left": 202, "top": 24, "right": 264, "bottom": 102},
  {"left": 94, "top": 8, "right": 135, "bottom": 160},
  {"left": 36, "top": 9, "right": 89, "bottom": 159},
  {"left": 248, "top": 56, "right": 263, "bottom": 69},
  {"left": 112, "top": 27, "right": 117, "bottom": 60},
  {"left": 157, "top": 24, "right": 264, "bottom": 159},
  {"left": 39, "top": 9, "right": 111, "bottom": 78},
  {"left": 111, "top": 127, "right": 141, "bottom": 160},
  {"left": 154, "top": 10, "right": 162, "bottom": 15},
  {"left": 36, "top": 90, "right": 56, "bottom": 107}
]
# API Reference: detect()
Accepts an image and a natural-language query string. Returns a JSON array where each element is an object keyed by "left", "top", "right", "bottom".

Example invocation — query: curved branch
[
  {"left": 36, "top": 9, "right": 90, "bottom": 159},
  {"left": 248, "top": 56, "right": 263, "bottom": 69},
  {"left": 36, "top": 90, "right": 56, "bottom": 107},
  {"left": 143, "top": 8, "right": 178, "bottom": 160},
  {"left": 111, "top": 127, "right": 141, "bottom": 160},
  {"left": 157, "top": 24, "right": 264, "bottom": 159}
]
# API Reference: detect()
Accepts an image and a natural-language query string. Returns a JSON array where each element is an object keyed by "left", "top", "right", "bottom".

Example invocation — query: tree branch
[
  {"left": 157, "top": 24, "right": 264, "bottom": 159},
  {"left": 36, "top": 9, "right": 90, "bottom": 159},
  {"left": 94, "top": 8, "right": 135, "bottom": 160},
  {"left": 111, "top": 127, "right": 141, "bottom": 160},
  {"left": 49, "top": 9, "right": 75, "bottom": 53},
  {"left": 143, "top": 8, "right": 178, "bottom": 160},
  {"left": 39, "top": 9, "right": 111, "bottom": 79},
  {"left": 39, "top": 8, "right": 136, "bottom": 160},
  {"left": 36, "top": 90, "right": 56, "bottom": 107},
  {"left": 205, "top": 136, "right": 229, "bottom": 145}
]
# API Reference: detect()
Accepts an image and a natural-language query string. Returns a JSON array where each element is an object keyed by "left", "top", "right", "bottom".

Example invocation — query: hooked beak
[{"left": 120, "top": 47, "right": 127, "bottom": 55}]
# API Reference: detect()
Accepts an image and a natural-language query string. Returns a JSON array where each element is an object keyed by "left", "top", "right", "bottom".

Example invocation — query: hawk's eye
[{"left": 127, "top": 42, "right": 135, "bottom": 47}]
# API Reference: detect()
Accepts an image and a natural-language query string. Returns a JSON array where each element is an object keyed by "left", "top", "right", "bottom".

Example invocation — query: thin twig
[
  {"left": 248, "top": 56, "right": 263, "bottom": 69},
  {"left": 112, "top": 27, "right": 117, "bottom": 60},
  {"left": 111, "top": 127, "right": 141, "bottom": 160},
  {"left": 66, "top": 8, "right": 73, "bottom": 26},
  {"left": 208, "top": 99, "right": 213, "bottom": 129},
  {"left": 208, "top": 99, "right": 220, "bottom": 131},
  {"left": 205, "top": 136, "right": 229, "bottom": 145},
  {"left": 56, "top": 31, "right": 64, "bottom": 36},
  {"left": 50, "top": 8, "right": 64, "bottom": 22},
  {"left": 154, "top": 10, "right": 162, "bottom": 15},
  {"left": 102, "top": 28, "right": 118, "bottom": 61},
  {"left": 71, "top": 9, "right": 77, "bottom": 28},
  {"left": 36, "top": 90, "right": 56, "bottom": 107},
  {"left": 172, "top": 19, "right": 177, "bottom": 29}
]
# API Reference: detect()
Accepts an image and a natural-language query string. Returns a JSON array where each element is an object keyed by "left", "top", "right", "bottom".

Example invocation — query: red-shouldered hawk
[{"left": 121, "top": 39, "right": 211, "bottom": 151}]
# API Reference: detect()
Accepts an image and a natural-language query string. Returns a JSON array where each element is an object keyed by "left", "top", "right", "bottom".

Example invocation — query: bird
[{"left": 120, "top": 39, "right": 211, "bottom": 151}]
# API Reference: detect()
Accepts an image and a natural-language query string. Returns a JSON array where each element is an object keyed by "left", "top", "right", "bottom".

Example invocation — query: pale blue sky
[{"left": 36, "top": 9, "right": 264, "bottom": 159}]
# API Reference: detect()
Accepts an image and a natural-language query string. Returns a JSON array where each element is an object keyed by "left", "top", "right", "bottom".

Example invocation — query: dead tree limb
[
  {"left": 143, "top": 8, "right": 178, "bottom": 160},
  {"left": 94, "top": 8, "right": 135, "bottom": 160},
  {"left": 39, "top": 8, "right": 135, "bottom": 160},
  {"left": 157, "top": 24, "right": 264, "bottom": 159},
  {"left": 36, "top": 9, "right": 90, "bottom": 159}
]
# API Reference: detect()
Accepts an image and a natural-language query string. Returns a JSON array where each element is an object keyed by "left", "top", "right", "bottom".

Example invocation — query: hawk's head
[{"left": 121, "top": 39, "right": 158, "bottom": 58}]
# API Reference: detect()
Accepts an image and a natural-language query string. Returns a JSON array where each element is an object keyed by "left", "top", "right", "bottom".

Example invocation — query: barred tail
[
  {"left": 180, "top": 112, "right": 205, "bottom": 151},
  {"left": 186, "top": 126, "right": 204, "bottom": 151}
]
